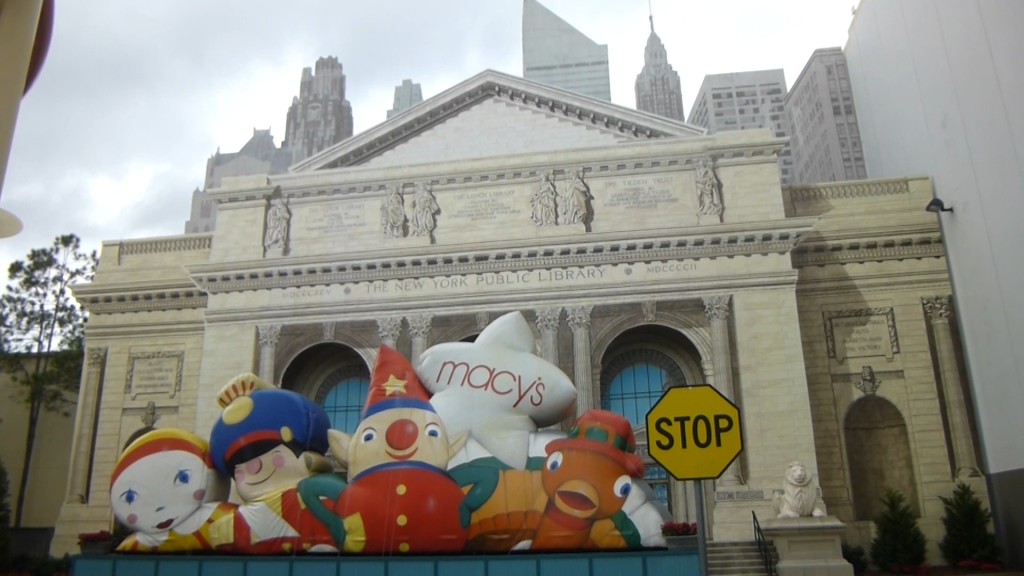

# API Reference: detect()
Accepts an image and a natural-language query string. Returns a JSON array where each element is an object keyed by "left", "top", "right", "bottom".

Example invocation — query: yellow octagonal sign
[{"left": 646, "top": 385, "right": 743, "bottom": 481}]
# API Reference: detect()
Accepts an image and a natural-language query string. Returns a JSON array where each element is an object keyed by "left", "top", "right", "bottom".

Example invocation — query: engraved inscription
[
  {"left": 824, "top": 308, "right": 899, "bottom": 363},
  {"left": 126, "top": 351, "right": 184, "bottom": 399},
  {"left": 451, "top": 189, "right": 520, "bottom": 222},
  {"left": 306, "top": 202, "right": 367, "bottom": 234},
  {"left": 600, "top": 176, "right": 678, "bottom": 210}
]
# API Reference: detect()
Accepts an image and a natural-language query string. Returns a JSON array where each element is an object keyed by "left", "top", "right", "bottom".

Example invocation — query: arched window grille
[{"left": 317, "top": 366, "right": 370, "bottom": 435}]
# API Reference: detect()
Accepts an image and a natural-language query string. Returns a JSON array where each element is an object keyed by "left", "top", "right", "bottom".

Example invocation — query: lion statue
[{"left": 773, "top": 461, "right": 826, "bottom": 518}]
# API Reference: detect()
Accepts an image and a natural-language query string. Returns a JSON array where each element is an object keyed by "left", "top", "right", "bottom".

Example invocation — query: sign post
[{"left": 646, "top": 385, "right": 744, "bottom": 576}]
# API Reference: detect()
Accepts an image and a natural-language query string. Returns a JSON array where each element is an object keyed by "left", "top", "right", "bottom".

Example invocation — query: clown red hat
[
  {"left": 363, "top": 346, "right": 434, "bottom": 418},
  {"left": 546, "top": 409, "right": 645, "bottom": 478},
  {"left": 112, "top": 428, "right": 213, "bottom": 488}
]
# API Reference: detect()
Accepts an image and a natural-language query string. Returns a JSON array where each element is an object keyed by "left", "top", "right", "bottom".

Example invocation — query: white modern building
[
  {"left": 522, "top": 0, "right": 611, "bottom": 101},
  {"left": 846, "top": 0, "right": 1024, "bottom": 566},
  {"left": 786, "top": 48, "right": 866, "bottom": 185},
  {"left": 687, "top": 70, "right": 793, "bottom": 185}
]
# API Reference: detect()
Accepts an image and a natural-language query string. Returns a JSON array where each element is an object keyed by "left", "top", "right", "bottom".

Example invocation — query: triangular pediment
[{"left": 291, "top": 69, "right": 705, "bottom": 172}]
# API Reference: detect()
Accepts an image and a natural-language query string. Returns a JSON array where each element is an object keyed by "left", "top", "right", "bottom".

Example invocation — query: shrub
[
  {"left": 843, "top": 542, "right": 868, "bottom": 575},
  {"left": 871, "top": 489, "right": 926, "bottom": 573},
  {"left": 939, "top": 483, "right": 1000, "bottom": 566}
]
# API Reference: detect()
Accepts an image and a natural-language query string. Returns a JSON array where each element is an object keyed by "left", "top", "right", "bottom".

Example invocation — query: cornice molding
[
  {"left": 207, "top": 142, "right": 784, "bottom": 206},
  {"left": 189, "top": 227, "right": 811, "bottom": 295},
  {"left": 75, "top": 280, "right": 208, "bottom": 315},
  {"left": 292, "top": 70, "right": 706, "bottom": 173},
  {"left": 792, "top": 234, "right": 944, "bottom": 267}
]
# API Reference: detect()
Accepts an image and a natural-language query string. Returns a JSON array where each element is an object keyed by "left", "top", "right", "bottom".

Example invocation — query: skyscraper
[
  {"left": 186, "top": 56, "right": 352, "bottom": 233},
  {"left": 184, "top": 128, "right": 292, "bottom": 234},
  {"left": 522, "top": 0, "right": 611, "bottom": 101},
  {"left": 387, "top": 79, "right": 423, "bottom": 119},
  {"left": 283, "top": 56, "right": 354, "bottom": 163},
  {"left": 634, "top": 16, "right": 684, "bottom": 121},
  {"left": 687, "top": 70, "right": 793, "bottom": 185},
  {"left": 786, "top": 47, "right": 866, "bottom": 184}
]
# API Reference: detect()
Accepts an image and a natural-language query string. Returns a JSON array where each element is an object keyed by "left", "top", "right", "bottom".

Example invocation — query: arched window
[
  {"left": 603, "top": 362, "right": 670, "bottom": 428},
  {"left": 319, "top": 370, "right": 370, "bottom": 435},
  {"left": 602, "top": 349, "right": 686, "bottom": 513},
  {"left": 601, "top": 350, "right": 683, "bottom": 428}
]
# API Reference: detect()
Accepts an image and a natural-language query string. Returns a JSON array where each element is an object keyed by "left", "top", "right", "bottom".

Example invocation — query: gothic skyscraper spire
[{"left": 634, "top": 9, "right": 684, "bottom": 121}]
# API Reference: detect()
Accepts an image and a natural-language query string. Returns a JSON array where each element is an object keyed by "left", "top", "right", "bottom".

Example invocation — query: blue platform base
[{"left": 72, "top": 549, "right": 700, "bottom": 576}]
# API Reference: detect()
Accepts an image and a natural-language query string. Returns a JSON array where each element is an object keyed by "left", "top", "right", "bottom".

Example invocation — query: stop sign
[{"left": 645, "top": 385, "right": 743, "bottom": 480}]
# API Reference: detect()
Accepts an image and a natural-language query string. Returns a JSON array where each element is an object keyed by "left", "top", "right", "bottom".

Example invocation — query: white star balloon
[{"left": 416, "top": 311, "right": 577, "bottom": 469}]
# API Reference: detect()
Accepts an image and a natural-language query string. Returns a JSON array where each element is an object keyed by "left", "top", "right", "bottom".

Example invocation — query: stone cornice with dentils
[
  {"left": 792, "top": 234, "right": 944, "bottom": 267},
  {"left": 74, "top": 281, "right": 207, "bottom": 315},
  {"left": 188, "top": 228, "right": 810, "bottom": 295}
]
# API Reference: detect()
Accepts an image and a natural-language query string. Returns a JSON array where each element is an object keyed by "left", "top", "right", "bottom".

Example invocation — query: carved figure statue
[
  {"left": 560, "top": 168, "right": 591, "bottom": 226},
  {"left": 411, "top": 183, "right": 439, "bottom": 237},
  {"left": 264, "top": 196, "right": 290, "bottom": 253},
  {"left": 774, "top": 461, "right": 826, "bottom": 518},
  {"left": 531, "top": 171, "right": 558, "bottom": 227},
  {"left": 380, "top": 186, "right": 406, "bottom": 238},
  {"left": 695, "top": 159, "right": 723, "bottom": 216}
]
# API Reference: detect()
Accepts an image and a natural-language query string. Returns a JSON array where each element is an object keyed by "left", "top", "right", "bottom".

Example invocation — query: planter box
[{"left": 73, "top": 548, "right": 702, "bottom": 576}]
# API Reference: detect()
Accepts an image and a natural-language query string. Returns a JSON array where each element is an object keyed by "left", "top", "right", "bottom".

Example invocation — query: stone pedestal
[{"left": 761, "top": 516, "right": 853, "bottom": 576}]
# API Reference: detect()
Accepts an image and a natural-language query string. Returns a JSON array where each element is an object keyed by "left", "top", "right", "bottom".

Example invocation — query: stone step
[{"left": 705, "top": 541, "right": 777, "bottom": 576}]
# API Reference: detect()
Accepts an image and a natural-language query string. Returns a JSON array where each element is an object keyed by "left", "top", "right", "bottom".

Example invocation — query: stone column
[
  {"left": 257, "top": 324, "right": 281, "bottom": 383},
  {"left": 567, "top": 305, "right": 594, "bottom": 416},
  {"left": 66, "top": 347, "right": 106, "bottom": 503},
  {"left": 378, "top": 317, "right": 402, "bottom": 348},
  {"left": 923, "top": 295, "right": 980, "bottom": 478},
  {"left": 408, "top": 314, "right": 433, "bottom": 362},
  {"left": 534, "top": 307, "right": 562, "bottom": 365},
  {"left": 703, "top": 295, "right": 742, "bottom": 486}
]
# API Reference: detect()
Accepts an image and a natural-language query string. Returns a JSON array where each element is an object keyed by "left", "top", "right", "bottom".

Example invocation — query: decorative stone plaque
[
  {"left": 125, "top": 351, "right": 184, "bottom": 399},
  {"left": 824, "top": 308, "right": 899, "bottom": 363}
]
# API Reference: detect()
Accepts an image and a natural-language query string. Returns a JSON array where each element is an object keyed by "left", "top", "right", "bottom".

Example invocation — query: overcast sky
[{"left": 0, "top": 0, "right": 855, "bottom": 276}]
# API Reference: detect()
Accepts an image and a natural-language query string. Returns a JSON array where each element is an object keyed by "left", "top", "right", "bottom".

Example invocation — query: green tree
[
  {"left": 0, "top": 234, "right": 96, "bottom": 527},
  {"left": 939, "top": 482, "right": 999, "bottom": 565},
  {"left": 870, "top": 489, "right": 926, "bottom": 572}
]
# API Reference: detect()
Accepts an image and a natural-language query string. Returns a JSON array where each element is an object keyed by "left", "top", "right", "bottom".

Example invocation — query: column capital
[
  {"left": 257, "top": 324, "right": 282, "bottom": 348},
  {"left": 87, "top": 347, "right": 107, "bottom": 369},
  {"left": 534, "top": 307, "right": 562, "bottom": 332},
  {"left": 922, "top": 295, "right": 952, "bottom": 321},
  {"left": 378, "top": 317, "right": 402, "bottom": 345},
  {"left": 702, "top": 295, "right": 732, "bottom": 321},
  {"left": 407, "top": 313, "right": 433, "bottom": 339},
  {"left": 567, "top": 305, "right": 593, "bottom": 331}
]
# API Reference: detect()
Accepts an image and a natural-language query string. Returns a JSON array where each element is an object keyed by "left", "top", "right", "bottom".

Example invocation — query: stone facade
[{"left": 54, "top": 71, "right": 983, "bottom": 562}]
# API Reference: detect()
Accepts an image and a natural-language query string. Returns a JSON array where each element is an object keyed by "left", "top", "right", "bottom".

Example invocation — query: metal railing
[{"left": 752, "top": 511, "right": 777, "bottom": 576}]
